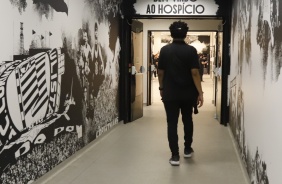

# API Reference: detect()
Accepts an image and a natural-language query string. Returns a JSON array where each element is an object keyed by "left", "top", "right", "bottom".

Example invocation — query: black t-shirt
[{"left": 158, "top": 40, "right": 199, "bottom": 101}]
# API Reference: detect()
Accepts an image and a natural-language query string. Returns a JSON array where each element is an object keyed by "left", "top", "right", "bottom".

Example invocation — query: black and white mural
[
  {"left": 188, "top": 35, "right": 210, "bottom": 54},
  {"left": 230, "top": 0, "right": 282, "bottom": 183},
  {"left": 0, "top": 0, "right": 122, "bottom": 183}
]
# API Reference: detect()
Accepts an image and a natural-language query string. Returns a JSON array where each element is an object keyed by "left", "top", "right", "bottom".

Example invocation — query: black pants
[{"left": 163, "top": 100, "right": 194, "bottom": 156}]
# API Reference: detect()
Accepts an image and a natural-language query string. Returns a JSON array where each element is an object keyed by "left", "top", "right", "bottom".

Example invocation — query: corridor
[{"left": 34, "top": 75, "right": 250, "bottom": 184}]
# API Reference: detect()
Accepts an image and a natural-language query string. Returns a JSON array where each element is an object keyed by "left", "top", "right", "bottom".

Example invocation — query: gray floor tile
[{"left": 34, "top": 75, "right": 250, "bottom": 184}]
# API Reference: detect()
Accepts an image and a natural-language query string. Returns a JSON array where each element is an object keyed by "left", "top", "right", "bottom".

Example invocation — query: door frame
[
  {"left": 147, "top": 31, "right": 153, "bottom": 106},
  {"left": 120, "top": 17, "right": 230, "bottom": 126},
  {"left": 130, "top": 20, "right": 144, "bottom": 122},
  {"left": 215, "top": 31, "right": 223, "bottom": 122}
]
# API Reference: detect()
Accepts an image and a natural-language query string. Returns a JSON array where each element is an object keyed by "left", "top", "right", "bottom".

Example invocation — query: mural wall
[
  {"left": 0, "top": 0, "right": 122, "bottom": 183},
  {"left": 229, "top": 0, "right": 282, "bottom": 183}
]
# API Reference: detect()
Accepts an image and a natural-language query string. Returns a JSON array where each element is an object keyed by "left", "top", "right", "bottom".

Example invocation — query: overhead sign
[{"left": 133, "top": 0, "right": 219, "bottom": 16}]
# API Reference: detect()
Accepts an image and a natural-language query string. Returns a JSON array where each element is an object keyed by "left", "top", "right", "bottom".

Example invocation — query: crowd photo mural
[
  {"left": 230, "top": 0, "right": 282, "bottom": 183},
  {"left": 0, "top": 0, "right": 122, "bottom": 183}
]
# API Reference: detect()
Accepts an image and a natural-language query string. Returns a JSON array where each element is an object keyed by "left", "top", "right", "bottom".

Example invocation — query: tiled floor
[{"left": 34, "top": 75, "right": 250, "bottom": 184}]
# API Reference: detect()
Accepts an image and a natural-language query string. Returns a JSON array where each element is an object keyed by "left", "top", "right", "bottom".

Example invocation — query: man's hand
[
  {"left": 197, "top": 93, "right": 204, "bottom": 107},
  {"left": 160, "top": 90, "right": 163, "bottom": 98}
]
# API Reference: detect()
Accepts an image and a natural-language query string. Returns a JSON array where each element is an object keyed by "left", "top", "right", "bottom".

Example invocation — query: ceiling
[{"left": 152, "top": 31, "right": 214, "bottom": 37}]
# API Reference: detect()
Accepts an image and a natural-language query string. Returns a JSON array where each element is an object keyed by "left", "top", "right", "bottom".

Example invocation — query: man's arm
[
  {"left": 158, "top": 69, "right": 164, "bottom": 97},
  {"left": 191, "top": 68, "right": 204, "bottom": 107}
]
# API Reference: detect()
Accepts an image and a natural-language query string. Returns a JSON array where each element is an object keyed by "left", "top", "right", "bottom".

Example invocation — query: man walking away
[{"left": 158, "top": 21, "right": 204, "bottom": 166}]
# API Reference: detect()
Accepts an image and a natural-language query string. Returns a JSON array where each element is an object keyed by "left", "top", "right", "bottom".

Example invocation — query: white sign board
[{"left": 134, "top": 0, "right": 219, "bottom": 16}]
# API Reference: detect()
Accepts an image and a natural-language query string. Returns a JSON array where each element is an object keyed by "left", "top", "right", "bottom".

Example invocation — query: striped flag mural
[
  {"left": 15, "top": 53, "right": 48, "bottom": 121},
  {"left": 32, "top": 54, "right": 49, "bottom": 116}
]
